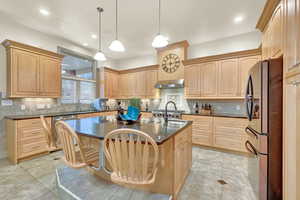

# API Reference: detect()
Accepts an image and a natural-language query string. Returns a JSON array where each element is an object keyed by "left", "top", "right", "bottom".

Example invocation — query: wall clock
[
  {"left": 161, "top": 53, "right": 181, "bottom": 73},
  {"left": 157, "top": 40, "right": 189, "bottom": 81}
]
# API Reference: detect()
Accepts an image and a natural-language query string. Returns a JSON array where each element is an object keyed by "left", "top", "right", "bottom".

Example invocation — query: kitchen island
[{"left": 65, "top": 116, "right": 193, "bottom": 199}]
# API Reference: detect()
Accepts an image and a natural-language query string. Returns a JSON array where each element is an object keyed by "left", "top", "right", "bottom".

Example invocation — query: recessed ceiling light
[
  {"left": 39, "top": 9, "right": 50, "bottom": 16},
  {"left": 91, "top": 34, "right": 97, "bottom": 39},
  {"left": 234, "top": 16, "right": 244, "bottom": 23},
  {"left": 83, "top": 43, "right": 88, "bottom": 47}
]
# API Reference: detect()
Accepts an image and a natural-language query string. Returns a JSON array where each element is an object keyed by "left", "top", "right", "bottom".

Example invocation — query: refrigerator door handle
[
  {"left": 245, "top": 126, "right": 258, "bottom": 139},
  {"left": 245, "top": 140, "right": 268, "bottom": 156},
  {"left": 245, "top": 76, "right": 254, "bottom": 121},
  {"left": 246, "top": 126, "right": 268, "bottom": 137}
]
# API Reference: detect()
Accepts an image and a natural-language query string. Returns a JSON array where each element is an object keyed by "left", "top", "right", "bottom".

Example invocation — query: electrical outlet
[
  {"left": 21, "top": 105, "right": 26, "bottom": 110},
  {"left": 46, "top": 104, "right": 51, "bottom": 109},
  {"left": 236, "top": 105, "right": 241, "bottom": 110},
  {"left": 36, "top": 104, "right": 45, "bottom": 109}
]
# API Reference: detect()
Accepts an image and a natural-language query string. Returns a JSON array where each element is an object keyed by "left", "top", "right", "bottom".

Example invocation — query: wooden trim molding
[
  {"left": 2, "top": 40, "right": 64, "bottom": 59},
  {"left": 156, "top": 40, "right": 189, "bottom": 53},
  {"left": 256, "top": 0, "right": 281, "bottom": 32},
  {"left": 103, "top": 67, "right": 120, "bottom": 74},
  {"left": 182, "top": 48, "right": 262, "bottom": 66},
  {"left": 119, "top": 65, "right": 159, "bottom": 74}
]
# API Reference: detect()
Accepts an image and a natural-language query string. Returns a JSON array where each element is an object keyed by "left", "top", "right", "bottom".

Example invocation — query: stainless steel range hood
[{"left": 155, "top": 79, "right": 184, "bottom": 89}]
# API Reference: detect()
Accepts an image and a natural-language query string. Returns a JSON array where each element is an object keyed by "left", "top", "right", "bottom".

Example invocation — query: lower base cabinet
[
  {"left": 182, "top": 115, "right": 248, "bottom": 153},
  {"left": 6, "top": 118, "right": 51, "bottom": 164}
]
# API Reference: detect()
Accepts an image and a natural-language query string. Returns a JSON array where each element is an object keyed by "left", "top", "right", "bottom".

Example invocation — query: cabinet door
[
  {"left": 182, "top": 115, "right": 213, "bottom": 146},
  {"left": 297, "top": 0, "right": 300, "bottom": 67},
  {"left": 39, "top": 56, "right": 61, "bottom": 97},
  {"left": 284, "top": 0, "right": 300, "bottom": 71},
  {"left": 127, "top": 73, "right": 136, "bottom": 97},
  {"left": 184, "top": 65, "right": 200, "bottom": 97},
  {"left": 213, "top": 117, "right": 248, "bottom": 152},
  {"left": 104, "top": 71, "right": 112, "bottom": 98},
  {"left": 270, "top": 2, "right": 283, "bottom": 58},
  {"left": 200, "top": 62, "right": 218, "bottom": 97},
  {"left": 146, "top": 70, "right": 158, "bottom": 98},
  {"left": 135, "top": 71, "right": 147, "bottom": 97},
  {"left": 10, "top": 49, "right": 39, "bottom": 97},
  {"left": 112, "top": 73, "right": 119, "bottom": 99},
  {"left": 218, "top": 59, "right": 239, "bottom": 97},
  {"left": 238, "top": 56, "right": 261, "bottom": 97}
]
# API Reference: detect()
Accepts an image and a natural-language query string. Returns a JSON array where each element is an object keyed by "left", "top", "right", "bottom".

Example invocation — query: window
[{"left": 58, "top": 47, "right": 97, "bottom": 104}]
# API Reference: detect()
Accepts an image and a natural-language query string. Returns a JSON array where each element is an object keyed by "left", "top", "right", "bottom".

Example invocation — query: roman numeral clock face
[{"left": 161, "top": 53, "right": 181, "bottom": 73}]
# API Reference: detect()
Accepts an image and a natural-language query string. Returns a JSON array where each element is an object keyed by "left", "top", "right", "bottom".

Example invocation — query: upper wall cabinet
[
  {"left": 2, "top": 40, "right": 63, "bottom": 98},
  {"left": 261, "top": 1, "right": 284, "bottom": 60},
  {"left": 200, "top": 62, "right": 218, "bottom": 97},
  {"left": 217, "top": 59, "right": 239, "bottom": 97},
  {"left": 183, "top": 49, "right": 261, "bottom": 99},
  {"left": 238, "top": 56, "right": 261, "bottom": 97},
  {"left": 284, "top": 0, "right": 300, "bottom": 74},
  {"left": 184, "top": 65, "right": 200, "bottom": 97},
  {"left": 146, "top": 70, "right": 159, "bottom": 99}
]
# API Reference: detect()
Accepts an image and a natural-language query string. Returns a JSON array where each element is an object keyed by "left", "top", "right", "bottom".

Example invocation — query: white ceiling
[{"left": 0, "top": 0, "right": 266, "bottom": 60}]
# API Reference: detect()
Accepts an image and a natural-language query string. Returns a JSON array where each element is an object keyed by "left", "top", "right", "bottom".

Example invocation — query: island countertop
[{"left": 65, "top": 116, "right": 192, "bottom": 144}]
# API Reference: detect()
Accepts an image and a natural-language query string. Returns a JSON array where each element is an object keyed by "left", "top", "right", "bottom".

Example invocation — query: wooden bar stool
[
  {"left": 55, "top": 121, "right": 99, "bottom": 169},
  {"left": 104, "top": 128, "right": 159, "bottom": 185}
]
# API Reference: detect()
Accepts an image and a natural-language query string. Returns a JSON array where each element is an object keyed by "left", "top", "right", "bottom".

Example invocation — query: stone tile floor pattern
[{"left": 0, "top": 147, "right": 256, "bottom": 200}]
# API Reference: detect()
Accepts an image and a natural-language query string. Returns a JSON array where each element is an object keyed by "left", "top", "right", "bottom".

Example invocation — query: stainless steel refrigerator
[{"left": 244, "top": 56, "right": 283, "bottom": 200}]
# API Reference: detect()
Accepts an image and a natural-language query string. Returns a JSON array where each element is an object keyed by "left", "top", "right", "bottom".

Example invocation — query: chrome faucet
[{"left": 164, "top": 101, "right": 177, "bottom": 123}]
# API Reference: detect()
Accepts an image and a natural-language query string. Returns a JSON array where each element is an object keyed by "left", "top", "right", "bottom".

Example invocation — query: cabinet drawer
[
  {"left": 18, "top": 140, "right": 47, "bottom": 158},
  {"left": 18, "top": 127, "right": 45, "bottom": 141},
  {"left": 18, "top": 118, "right": 43, "bottom": 128}
]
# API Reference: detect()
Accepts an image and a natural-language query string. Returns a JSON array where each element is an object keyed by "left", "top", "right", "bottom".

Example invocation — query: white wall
[{"left": 113, "top": 31, "right": 262, "bottom": 70}]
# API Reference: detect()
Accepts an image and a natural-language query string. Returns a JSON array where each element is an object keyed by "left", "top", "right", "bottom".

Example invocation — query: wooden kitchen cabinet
[
  {"left": 200, "top": 62, "right": 218, "bottom": 97},
  {"left": 182, "top": 115, "right": 248, "bottom": 153},
  {"left": 174, "top": 125, "right": 192, "bottom": 196},
  {"left": 135, "top": 71, "right": 147, "bottom": 97},
  {"left": 284, "top": 0, "right": 300, "bottom": 73},
  {"left": 217, "top": 59, "right": 239, "bottom": 97},
  {"left": 238, "top": 56, "right": 261, "bottom": 97},
  {"left": 184, "top": 64, "right": 200, "bottom": 97},
  {"left": 261, "top": 1, "right": 283, "bottom": 60},
  {"left": 213, "top": 117, "right": 248, "bottom": 153},
  {"left": 146, "top": 70, "right": 159, "bottom": 98},
  {"left": 6, "top": 118, "right": 52, "bottom": 164},
  {"left": 103, "top": 69, "right": 119, "bottom": 99},
  {"left": 2, "top": 40, "right": 63, "bottom": 98},
  {"left": 182, "top": 115, "right": 213, "bottom": 146},
  {"left": 39, "top": 55, "right": 62, "bottom": 97}
]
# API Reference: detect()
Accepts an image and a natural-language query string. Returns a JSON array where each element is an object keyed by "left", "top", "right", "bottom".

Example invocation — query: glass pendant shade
[
  {"left": 152, "top": 34, "right": 169, "bottom": 48},
  {"left": 94, "top": 51, "right": 106, "bottom": 61},
  {"left": 109, "top": 40, "right": 125, "bottom": 52}
]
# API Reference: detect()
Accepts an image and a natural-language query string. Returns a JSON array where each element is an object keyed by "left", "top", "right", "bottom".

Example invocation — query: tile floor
[{"left": 0, "top": 147, "right": 255, "bottom": 200}]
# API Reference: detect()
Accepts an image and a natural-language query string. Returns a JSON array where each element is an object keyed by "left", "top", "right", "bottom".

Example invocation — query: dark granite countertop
[
  {"left": 65, "top": 116, "right": 192, "bottom": 144},
  {"left": 4, "top": 110, "right": 118, "bottom": 120},
  {"left": 183, "top": 112, "right": 247, "bottom": 119}
]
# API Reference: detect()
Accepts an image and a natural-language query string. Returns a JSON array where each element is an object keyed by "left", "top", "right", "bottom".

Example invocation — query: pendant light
[
  {"left": 94, "top": 7, "right": 107, "bottom": 61},
  {"left": 152, "top": 0, "right": 168, "bottom": 48},
  {"left": 109, "top": 0, "right": 125, "bottom": 52}
]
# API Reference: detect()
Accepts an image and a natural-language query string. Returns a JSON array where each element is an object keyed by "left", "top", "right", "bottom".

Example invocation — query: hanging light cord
[
  {"left": 116, "top": 0, "right": 118, "bottom": 40},
  {"left": 158, "top": 0, "right": 161, "bottom": 34},
  {"left": 97, "top": 7, "right": 103, "bottom": 51}
]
